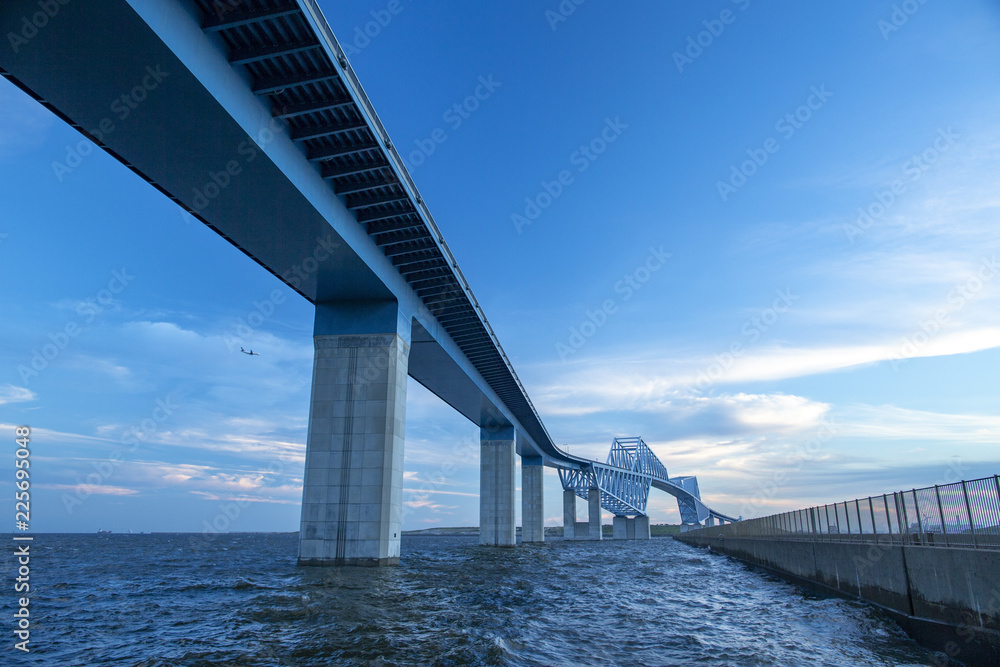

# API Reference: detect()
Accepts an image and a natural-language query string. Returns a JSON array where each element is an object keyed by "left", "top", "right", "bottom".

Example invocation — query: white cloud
[
  {"left": 536, "top": 323, "right": 1000, "bottom": 418},
  {"left": 39, "top": 483, "right": 138, "bottom": 496},
  {"left": 836, "top": 404, "right": 1000, "bottom": 444},
  {"left": 403, "top": 488, "right": 478, "bottom": 499},
  {"left": 0, "top": 385, "right": 36, "bottom": 405},
  {"left": 65, "top": 355, "right": 132, "bottom": 380},
  {"left": 0, "top": 423, "right": 115, "bottom": 447}
]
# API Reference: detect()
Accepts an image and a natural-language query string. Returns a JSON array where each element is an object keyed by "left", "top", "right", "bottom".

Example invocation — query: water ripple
[{"left": 0, "top": 534, "right": 945, "bottom": 666}]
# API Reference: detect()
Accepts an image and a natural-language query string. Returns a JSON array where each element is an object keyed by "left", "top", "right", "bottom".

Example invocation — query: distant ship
[{"left": 97, "top": 529, "right": 111, "bottom": 534}]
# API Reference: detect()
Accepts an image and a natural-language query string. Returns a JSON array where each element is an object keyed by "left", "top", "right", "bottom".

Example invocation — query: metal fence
[{"left": 703, "top": 475, "right": 1000, "bottom": 550}]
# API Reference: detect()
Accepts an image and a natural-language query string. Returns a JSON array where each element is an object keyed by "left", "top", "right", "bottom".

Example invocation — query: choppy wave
[{"left": 0, "top": 533, "right": 940, "bottom": 666}]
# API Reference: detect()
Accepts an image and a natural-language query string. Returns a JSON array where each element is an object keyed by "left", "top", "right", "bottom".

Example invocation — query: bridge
[
  {"left": 0, "top": 0, "right": 734, "bottom": 564},
  {"left": 559, "top": 437, "right": 737, "bottom": 540}
]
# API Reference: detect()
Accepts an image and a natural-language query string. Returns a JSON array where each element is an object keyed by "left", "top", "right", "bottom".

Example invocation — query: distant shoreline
[
  {"left": 403, "top": 525, "right": 683, "bottom": 537},
  {"left": 14, "top": 525, "right": 682, "bottom": 537}
]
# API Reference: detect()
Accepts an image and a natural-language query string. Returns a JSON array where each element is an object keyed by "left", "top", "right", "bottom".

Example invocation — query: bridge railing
[{"left": 696, "top": 475, "right": 1000, "bottom": 550}]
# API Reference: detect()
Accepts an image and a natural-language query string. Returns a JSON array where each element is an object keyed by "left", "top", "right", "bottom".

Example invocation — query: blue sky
[{"left": 3, "top": 0, "right": 1000, "bottom": 533}]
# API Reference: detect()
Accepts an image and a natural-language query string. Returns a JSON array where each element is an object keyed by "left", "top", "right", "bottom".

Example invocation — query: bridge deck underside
[
  {"left": 192, "top": 0, "right": 557, "bottom": 452},
  {"left": 0, "top": 0, "right": 563, "bottom": 459}
]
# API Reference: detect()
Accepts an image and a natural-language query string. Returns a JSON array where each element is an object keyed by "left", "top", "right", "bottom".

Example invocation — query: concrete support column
[
  {"left": 521, "top": 458, "right": 544, "bottom": 543},
  {"left": 588, "top": 488, "right": 603, "bottom": 541},
  {"left": 298, "top": 330, "right": 409, "bottom": 566},
  {"left": 563, "top": 489, "right": 577, "bottom": 540},
  {"left": 634, "top": 515, "right": 650, "bottom": 540},
  {"left": 613, "top": 515, "right": 627, "bottom": 540},
  {"left": 480, "top": 426, "right": 516, "bottom": 546}
]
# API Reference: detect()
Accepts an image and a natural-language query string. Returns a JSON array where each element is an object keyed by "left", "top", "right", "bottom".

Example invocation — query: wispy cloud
[
  {"left": 536, "top": 324, "right": 1000, "bottom": 417},
  {"left": 0, "top": 385, "right": 36, "bottom": 405},
  {"left": 37, "top": 484, "right": 138, "bottom": 496},
  {"left": 835, "top": 404, "right": 1000, "bottom": 444}
]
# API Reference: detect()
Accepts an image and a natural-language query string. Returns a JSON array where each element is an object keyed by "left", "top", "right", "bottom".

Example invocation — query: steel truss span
[{"left": 558, "top": 437, "right": 738, "bottom": 525}]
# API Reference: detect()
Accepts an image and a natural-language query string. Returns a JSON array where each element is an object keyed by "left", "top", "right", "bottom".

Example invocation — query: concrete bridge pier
[
  {"left": 480, "top": 426, "right": 516, "bottom": 546},
  {"left": 562, "top": 488, "right": 604, "bottom": 540},
  {"left": 563, "top": 488, "right": 577, "bottom": 540},
  {"left": 613, "top": 515, "right": 628, "bottom": 539},
  {"left": 521, "top": 457, "right": 545, "bottom": 543},
  {"left": 612, "top": 516, "right": 651, "bottom": 539},
  {"left": 588, "top": 488, "right": 603, "bottom": 541},
  {"left": 298, "top": 302, "right": 410, "bottom": 566}
]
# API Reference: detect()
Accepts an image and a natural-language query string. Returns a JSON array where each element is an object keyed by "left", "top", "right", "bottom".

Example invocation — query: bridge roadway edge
[{"left": 674, "top": 533, "right": 1000, "bottom": 664}]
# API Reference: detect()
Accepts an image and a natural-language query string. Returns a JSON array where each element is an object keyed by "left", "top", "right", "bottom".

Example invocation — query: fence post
[
  {"left": 995, "top": 476, "right": 1000, "bottom": 541},
  {"left": 855, "top": 498, "right": 864, "bottom": 540},
  {"left": 868, "top": 497, "right": 878, "bottom": 545},
  {"left": 844, "top": 501, "right": 852, "bottom": 541},
  {"left": 962, "top": 480, "right": 978, "bottom": 548},
  {"left": 883, "top": 494, "right": 894, "bottom": 543},
  {"left": 934, "top": 485, "right": 949, "bottom": 547},
  {"left": 912, "top": 489, "right": 926, "bottom": 545},
  {"left": 897, "top": 492, "right": 908, "bottom": 545}
]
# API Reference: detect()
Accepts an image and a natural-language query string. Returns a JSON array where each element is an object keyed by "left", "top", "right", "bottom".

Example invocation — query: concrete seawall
[{"left": 675, "top": 533, "right": 1000, "bottom": 664}]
